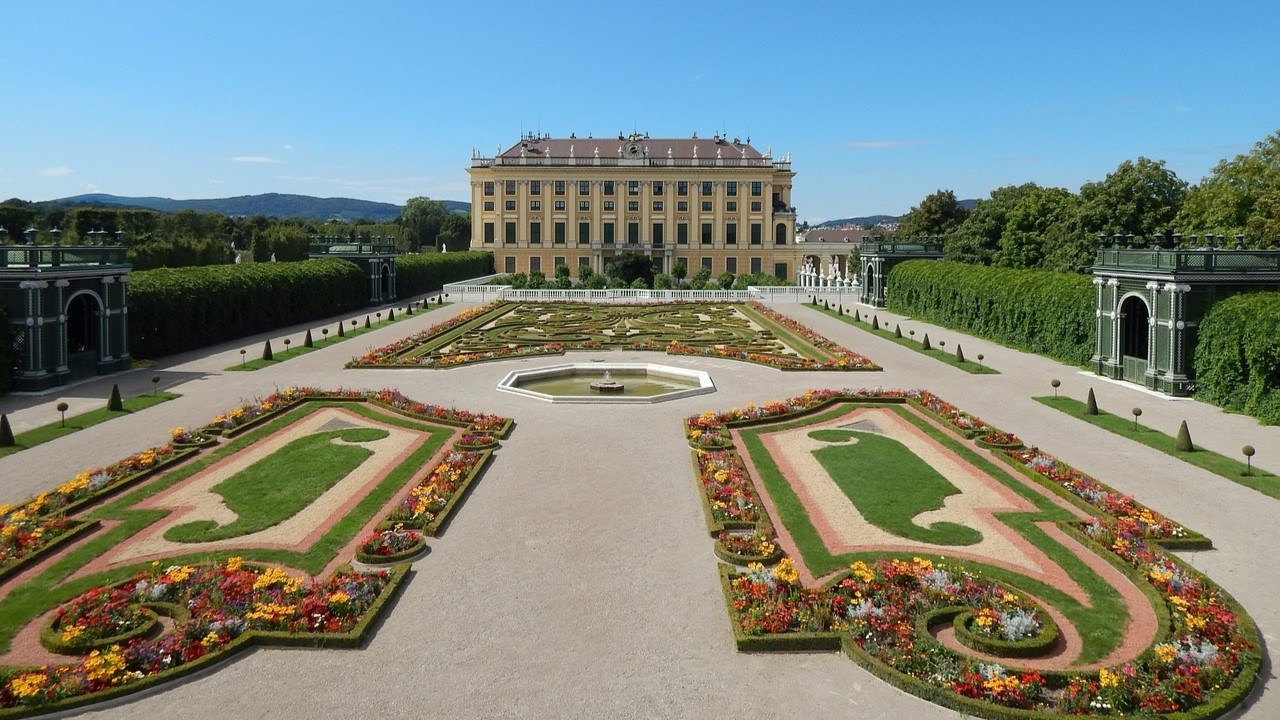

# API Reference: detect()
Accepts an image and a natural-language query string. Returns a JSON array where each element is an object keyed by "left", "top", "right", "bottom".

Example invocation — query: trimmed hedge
[
  {"left": 1194, "top": 291, "right": 1280, "bottom": 425},
  {"left": 0, "top": 302, "right": 10, "bottom": 394},
  {"left": 127, "top": 258, "right": 366, "bottom": 358},
  {"left": 395, "top": 251, "right": 493, "bottom": 299},
  {"left": 886, "top": 260, "right": 1094, "bottom": 365}
]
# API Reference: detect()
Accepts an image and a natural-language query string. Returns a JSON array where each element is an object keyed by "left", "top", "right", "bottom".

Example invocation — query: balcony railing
[
  {"left": 472, "top": 156, "right": 789, "bottom": 171},
  {"left": 0, "top": 245, "right": 128, "bottom": 269},
  {"left": 1095, "top": 248, "right": 1280, "bottom": 272},
  {"left": 309, "top": 242, "right": 396, "bottom": 255},
  {"left": 861, "top": 241, "right": 944, "bottom": 254}
]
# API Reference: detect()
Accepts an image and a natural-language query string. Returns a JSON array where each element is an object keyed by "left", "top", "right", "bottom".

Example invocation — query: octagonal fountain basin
[{"left": 496, "top": 363, "right": 715, "bottom": 404}]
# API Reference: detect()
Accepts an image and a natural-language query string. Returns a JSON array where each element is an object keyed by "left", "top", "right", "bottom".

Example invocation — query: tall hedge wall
[
  {"left": 886, "top": 260, "right": 1095, "bottom": 364},
  {"left": 395, "top": 251, "right": 493, "bottom": 299},
  {"left": 0, "top": 303, "right": 11, "bottom": 394},
  {"left": 1194, "top": 292, "right": 1280, "bottom": 425},
  {"left": 128, "top": 259, "right": 366, "bottom": 358}
]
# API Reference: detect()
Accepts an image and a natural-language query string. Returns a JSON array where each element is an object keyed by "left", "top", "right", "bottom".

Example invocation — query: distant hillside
[
  {"left": 816, "top": 199, "right": 978, "bottom": 229},
  {"left": 51, "top": 193, "right": 470, "bottom": 222}
]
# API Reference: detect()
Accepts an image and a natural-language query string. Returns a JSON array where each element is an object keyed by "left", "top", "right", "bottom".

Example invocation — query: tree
[
  {"left": 399, "top": 197, "right": 449, "bottom": 252},
  {"left": 671, "top": 260, "right": 687, "bottom": 285},
  {"left": 1078, "top": 157, "right": 1187, "bottom": 243},
  {"left": 0, "top": 201, "right": 36, "bottom": 244},
  {"left": 897, "top": 189, "right": 970, "bottom": 238},
  {"left": 1176, "top": 130, "right": 1280, "bottom": 247},
  {"left": 436, "top": 212, "right": 471, "bottom": 252},
  {"left": 609, "top": 252, "right": 655, "bottom": 286},
  {"left": 995, "top": 186, "right": 1078, "bottom": 270},
  {"left": 716, "top": 271, "right": 736, "bottom": 289},
  {"left": 946, "top": 184, "right": 1044, "bottom": 265},
  {"left": 690, "top": 267, "right": 712, "bottom": 289}
]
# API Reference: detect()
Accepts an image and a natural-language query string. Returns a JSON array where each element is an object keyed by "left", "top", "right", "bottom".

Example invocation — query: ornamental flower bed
[
  {"left": 911, "top": 390, "right": 999, "bottom": 438},
  {"left": 168, "top": 426, "right": 216, "bottom": 447},
  {"left": 369, "top": 389, "right": 510, "bottom": 435},
  {"left": 714, "top": 529, "right": 782, "bottom": 565},
  {"left": 975, "top": 430, "right": 1023, "bottom": 450},
  {"left": 385, "top": 449, "right": 488, "bottom": 533},
  {"left": 694, "top": 450, "right": 764, "bottom": 531},
  {"left": 0, "top": 559, "right": 395, "bottom": 712},
  {"left": 45, "top": 585, "right": 156, "bottom": 653},
  {"left": 204, "top": 386, "right": 362, "bottom": 434},
  {"left": 346, "top": 302, "right": 502, "bottom": 367},
  {"left": 356, "top": 526, "right": 426, "bottom": 563}
]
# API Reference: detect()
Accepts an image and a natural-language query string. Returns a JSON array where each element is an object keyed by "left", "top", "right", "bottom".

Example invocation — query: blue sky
[{"left": 2, "top": 1, "right": 1277, "bottom": 222}]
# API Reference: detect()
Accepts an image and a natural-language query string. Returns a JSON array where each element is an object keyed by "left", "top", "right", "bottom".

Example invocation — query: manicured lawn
[
  {"left": 0, "top": 392, "right": 180, "bottom": 459},
  {"left": 226, "top": 302, "right": 450, "bottom": 371},
  {"left": 1036, "top": 395, "right": 1279, "bottom": 498},
  {"left": 737, "top": 402, "right": 1133, "bottom": 663},
  {"left": 808, "top": 303, "right": 999, "bottom": 374},
  {"left": 806, "top": 428, "right": 982, "bottom": 545},
  {"left": 164, "top": 427, "right": 388, "bottom": 542}
]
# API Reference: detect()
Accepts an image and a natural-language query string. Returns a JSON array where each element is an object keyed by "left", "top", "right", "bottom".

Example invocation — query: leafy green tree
[
  {"left": 609, "top": 252, "right": 655, "bottom": 286},
  {"left": 671, "top": 260, "right": 687, "bottom": 285},
  {"left": 1078, "top": 157, "right": 1186, "bottom": 243},
  {"left": 946, "top": 184, "right": 1043, "bottom": 265},
  {"left": 716, "top": 271, "right": 736, "bottom": 289},
  {"left": 690, "top": 267, "right": 712, "bottom": 289},
  {"left": 399, "top": 197, "right": 449, "bottom": 251},
  {"left": 995, "top": 186, "right": 1078, "bottom": 270},
  {"left": 578, "top": 264, "right": 594, "bottom": 283},
  {"left": 1176, "top": 130, "right": 1280, "bottom": 247},
  {"left": 0, "top": 201, "right": 36, "bottom": 244},
  {"left": 653, "top": 272, "right": 673, "bottom": 289},
  {"left": 437, "top": 212, "right": 471, "bottom": 252},
  {"left": 897, "top": 189, "right": 969, "bottom": 238}
]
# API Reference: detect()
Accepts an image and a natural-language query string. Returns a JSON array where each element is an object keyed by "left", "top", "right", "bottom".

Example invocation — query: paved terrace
[{"left": 1, "top": 299, "right": 1276, "bottom": 719}]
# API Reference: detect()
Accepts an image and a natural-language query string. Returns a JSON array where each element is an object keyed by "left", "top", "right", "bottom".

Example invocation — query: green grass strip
[
  {"left": 164, "top": 427, "right": 388, "bottom": 542},
  {"left": 1035, "top": 395, "right": 1279, "bottom": 499},
  {"left": 807, "top": 304, "right": 999, "bottom": 374},
  {"left": 0, "top": 393, "right": 180, "bottom": 459},
  {"left": 807, "top": 429, "right": 982, "bottom": 545},
  {"left": 225, "top": 303, "right": 450, "bottom": 371}
]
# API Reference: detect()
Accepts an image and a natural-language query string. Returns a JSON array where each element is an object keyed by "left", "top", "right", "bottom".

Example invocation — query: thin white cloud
[
  {"left": 283, "top": 144, "right": 294, "bottom": 151},
  {"left": 41, "top": 166, "right": 74, "bottom": 177},
  {"left": 230, "top": 156, "right": 280, "bottom": 164},
  {"left": 844, "top": 140, "right": 927, "bottom": 150}
]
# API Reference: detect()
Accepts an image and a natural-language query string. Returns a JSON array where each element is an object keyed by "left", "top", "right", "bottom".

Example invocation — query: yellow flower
[
  {"left": 252, "top": 567, "right": 301, "bottom": 593},
  {"left": 772, "top": 558, "right": 800, "bottom": 585},
  {"left": 201, "top": 631, "right": 221, "bottom": 648},
  {"left": 329, "top": 591, "right": 351, "bottom": 605},
  {"left": 83, "top": 646, "right": 127, "bottom": 684},
  {"left": 1001, "top": 592, "right": 1018, "bottom": 604},
  {"left": 1154, "top": 643, "right": 1177, "bottom": 664},
  {"left": 225, "top": 556, "right": 244, "bottom": 573},
  {"left": 912, "top": 556, "right": 933, "bottom": 571},
  {"left": 1098, "top": 667, "right": 1120, "bottom": 689},
  {"left": 61, "top": 624, "right": 84, "bottom": 642},
  {"left": 7, "top": 672, "right": 47, "bottom": 699},
  {"left": 849, "top": 561, "right": 876, "bottom": 584}
]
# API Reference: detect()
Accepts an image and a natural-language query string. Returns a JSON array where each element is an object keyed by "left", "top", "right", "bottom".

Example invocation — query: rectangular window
[
  {"left": 701, "top": 256, "right": 713, "bottom": 270},
  {"left": 750, "top": 257, "right": 762, "bottom": 274},
  {"left": 677, "top": 201, "right": 688, "bottom": 212},
  {"left": 726, "top": 223, "right": 737, "bottom": 245},
  {"left": 677, "top": 181, "right": 689, "bottom": 196},
  {"left": 530, "top": 221, "right": 541, "bottom": 244},
  {"left": 603, "top": 222, "right": 615, "bottom": 244},
  {"left": 505, "top": 180, "right": 516, "bottom": 195},
  {"left": 579, "top": 256, "right": 590, "bottom": 268},
  {"left": 727, "top": 181, "right": 738, "bottom": 197},
  {"left": 726, "top": 201, "right": 737, "bottom": 212},
  {"left": 701, "top": 201, "right": 712, "bottom": 212},
  {"left": 530, "top": 200, "right": 541, "bottom": 211},
  {"left": 505, "top": 256, "right": 516, "bottom": 273},
  {"left": 530, "top": 180, "right": 541, "bottom": 195},
  {"left": 677, "top": 223, "right": 689, "bottom": 245},
  {"left": 505, "top": 200, "right": 516, "bottom": 211},
  {"left": 701, "top": 181, "right": 713, "bottom": 195},
  {"left": 652, "top": 201, "right": 663, "bottom": 212},
  {"left": 504, "top": 221, "right": 516, "bottom": 244},
  {"left": 652, "top": 181, "right": 664, "bottom": 195},
  {"left": 603, "top": 181, "right": 614, "bottom": 196},
  {"left": 628, "top": 180, "right": 640, "bottom": 195},
  {"left": 554, "top": 200, "right": 565, "bottom": 211},
  {"left": 554, "top": 256, "right": 566, "bottom": 269},
  {"left": 579, "top": 180, "right": 590, "bottom": 195},
  {"left": 579, "top": 200, "right": 590, "bottom": 211},
  {"left": 578, "top": 221, "right": 591, "bottom": 244},
  {"left": 701, "top": 222, "right": 712, "bottom": 245},
  {"left": 751, "top": 181, "right": 762, "bottom": 197},
  {"left": 554, "top": 222, "right": 566, "bottom": 244},
  {"left": 652, "top": 223, "right": 664, "bottom": 247},
  {"left": 627, "top": 222, "right": 639, "bottom": 244},
  {"left": 530, "top": 255, "right": 541, "bottom": 274},
  {"left": 554, "top": 180, "right": 565, "bottom": 195},
  {"left": 750, "top": 223, "right": 762, "bottom": 244},
  {"left": 726, "top": 257, "right": 737, "bottom": 273},
  {"left": 628, "top": 201, "right": 639, "bottom": 212},
  {"left": 484, "top": 181, "right": 495, "bottom": 196},
  {"left": 483, "top": 201, "right": 494, "bottom": 211},
  {"left": 751, "top": 201, "right": 761, "bottom": 212},
  {"left": 483, "top": 222, "right": 495, "bottom": 243},
  {"left": 774, "top": 262, "right": 788, "bottom": 280},
  {"left": 604, "top": 200, "right": 615, "bottom": 211}
]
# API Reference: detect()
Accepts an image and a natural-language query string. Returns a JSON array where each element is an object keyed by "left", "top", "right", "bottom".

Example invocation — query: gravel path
[{"left": 1, "top": 299, "right": 1277, "bottom": 719}]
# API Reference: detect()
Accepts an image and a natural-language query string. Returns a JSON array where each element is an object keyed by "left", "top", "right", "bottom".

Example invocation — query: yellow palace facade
[{"left": 467, "top": 132, "right": 800, "bottom": 280}]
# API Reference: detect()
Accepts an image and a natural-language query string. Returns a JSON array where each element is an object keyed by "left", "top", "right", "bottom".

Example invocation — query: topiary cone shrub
[
  {"left": 1085, "top": 388, "right": 1098, "bottom": 415},
  {"left": 894, "top": 324, "right": 902, "bottom": 338},
  {"left": 1175, "top": 420, "right": 1194, "bottom": 452},
  {"left": 405, "top": 303, "right": 413, "bottom": 315},
  {"left": 854, "top": 310, "right": 861, "bottom": 322},
  {"left": 837, "top": 304, "right": 843, "bottom": 315},
  {"left": 823, "top": 300, "right": 830, "bottom": 310},
  {"left": 364, "top": 315, "right": 372, "bottom": 329},
  {"left": 338, "top": 322, "right": 346, "bottom": 338},
  {"left": 921, "top": 333, "right": 931, "bottom": 351},
  {"left": 107, "top": 383, "right": 123, "bottom": 412},
  {"left": 954, "top": 344, "right": 965, "bottom": 363},
  {"left": 303, "top": 330, "right": 314, "bottom": 348},
  {"left": 0, "top": 414, "right": 13, "bottom": 447},
  {"left": 262, "top": 340, "right": 274, "bottom": 361},
  {"left": 388, "top": 308, "right": 395, "bottom": 321},
  {"left": 871, "top": 316, "right": 879, "bottom": 331}
]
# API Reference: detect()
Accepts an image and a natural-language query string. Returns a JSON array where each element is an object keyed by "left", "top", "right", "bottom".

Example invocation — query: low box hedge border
[
  {"left": 418, "top": 449, "right": 494, "bottom": 538},
  {"left": 0, "top": 520, "right": 99, "bottom": 584},
  {"left": 40, "top": 606, "right": 160, "bottom": 655},
  {"left": 712, "top": 538, "right": 784, "bottom": 567},
  {"left": 0, "top": 564, "right": 410, "bottom": 720},
  {"left": 354, "top": 536, "right": 428, "bottom": 565},
  {"left": 689, "top": 451, "right": 761, "bottom": 537},
  {"left": 951, "top": 608, "right": 1061, "bottom": 660},
  {"left": 718, "top": 565, "right": 842, "bottom": 652}
]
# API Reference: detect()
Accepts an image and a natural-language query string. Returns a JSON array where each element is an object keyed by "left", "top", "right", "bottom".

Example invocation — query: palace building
[{"left": 467, "top": 131, "right": 799, "bottom": 280}]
